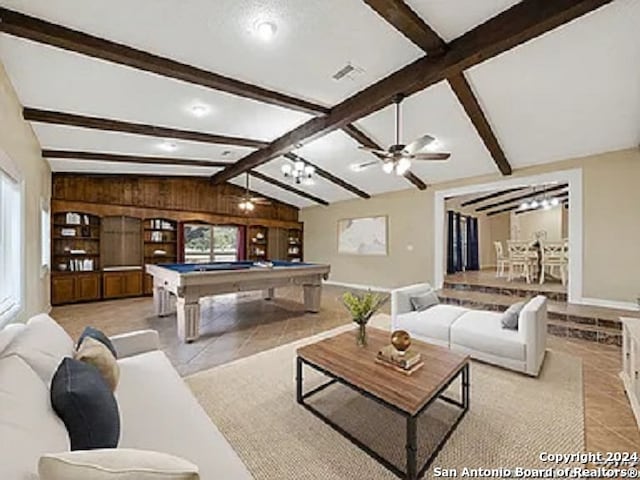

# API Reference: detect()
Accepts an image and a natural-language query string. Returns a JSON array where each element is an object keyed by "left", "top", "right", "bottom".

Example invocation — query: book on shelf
[{"left": 377, "top": 345, "right": 422, "bottom": 370}]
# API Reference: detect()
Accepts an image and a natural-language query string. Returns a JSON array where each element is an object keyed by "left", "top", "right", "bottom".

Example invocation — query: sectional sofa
[{"left": 391, "top": 283, "right": 548, "bottom": 376}]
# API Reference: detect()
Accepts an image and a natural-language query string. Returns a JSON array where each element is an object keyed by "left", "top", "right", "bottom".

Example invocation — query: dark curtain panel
[
  {"left": 446, "top": 211, "right": 455, "bottom": 274},
  {"left": 454, "top": 213, "right": 463, "bottom": 272},
  {"left": 467, "top": 217, "right": 480, "bottom": 271}
]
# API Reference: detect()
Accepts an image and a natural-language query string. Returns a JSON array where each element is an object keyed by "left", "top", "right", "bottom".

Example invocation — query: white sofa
[
  {"left": 391, "top": 283, "right": 547, "bottom": 376},
  {"left": 0, "top": 314, "right": 253, "bottom": 480}
]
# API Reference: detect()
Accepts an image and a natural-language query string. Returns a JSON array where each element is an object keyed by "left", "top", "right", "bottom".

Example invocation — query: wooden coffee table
[{"left": 296, "top": 328, "right": 470, "bottom": 480}]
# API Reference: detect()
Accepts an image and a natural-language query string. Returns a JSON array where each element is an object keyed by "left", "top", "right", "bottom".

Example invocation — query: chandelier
[{"left": 281, "top": 159, "right": 315, "bottom": 185}]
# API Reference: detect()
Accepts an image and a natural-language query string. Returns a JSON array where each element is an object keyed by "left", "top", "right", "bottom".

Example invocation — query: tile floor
[{"left": 50, "top": 285, "right": 639, "bottom": 452}]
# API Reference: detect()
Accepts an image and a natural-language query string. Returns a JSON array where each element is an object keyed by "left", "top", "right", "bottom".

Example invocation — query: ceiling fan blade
[
  {"left": 251, "top": 198, "right": 271, "bottom": 204},
  {"left": 410, "top": 152, "right": 451, "bottom": 161},
  {"left": 403, "top": 135, "right": 436, "bottom": 155},
  {"left": 350, "top": 160, "right": 379, "bottom": 172},
  {"left": 357, "top": 146, "right": 391, "bottom": 157}
]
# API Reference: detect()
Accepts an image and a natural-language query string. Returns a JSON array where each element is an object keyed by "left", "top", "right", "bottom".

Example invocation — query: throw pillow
[
  {"left": 50, "top": 358, "right": 120, "bottom": 450},
  {"left": 409, "top": 291, "right": 440, "bottom": 312},
  {"left": 77, "top": 326, "right": 118, "bottom": 358},
  {"left": 75, "top": 336, "right": 120, "bottom": 392},
  {"left": 501, "top": 301, "right": 526, "bottom": 330},
  {"left": 39, "top": 449, "right": 200, "bottom": 480}
]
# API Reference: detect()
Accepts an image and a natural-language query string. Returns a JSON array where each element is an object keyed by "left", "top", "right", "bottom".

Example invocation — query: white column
[
  {"left": 153, "top": 286, "right": 171, "bottom": 317},
  {"left": 176, "top": 297, "right": 200, "bottom": 343}
]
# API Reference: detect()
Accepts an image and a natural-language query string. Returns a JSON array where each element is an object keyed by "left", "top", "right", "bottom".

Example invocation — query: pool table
[{"left": 146, "top": 261, "right": 331, "bottom": 342}]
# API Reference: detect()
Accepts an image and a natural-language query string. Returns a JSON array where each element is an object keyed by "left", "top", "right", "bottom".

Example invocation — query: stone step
[
  {"left": 443, "top": 278, "right": 568, "bottom": 302},
  {"left": 436, "top": 288, "right": 627, "bottom": 346}
]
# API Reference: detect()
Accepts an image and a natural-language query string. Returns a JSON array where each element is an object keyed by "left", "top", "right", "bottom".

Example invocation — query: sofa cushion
[
  {"left": 39, "top": 449, "right": 199, "bottom": 480},
  {"left": 409, "top": 290, "right": 440, "bottom": 312},
  {"left": 0, "top": 322, "right": 25, "bottom": 354},
  {"left": 1, "top": 314, "right": 75, "bottom": 384},
  {"left": 51, "top": 358, "right": 121, "bottom": 450},
  {"left": 451, "top": 311, "right": 526, "bottom": 361},
  {"left": 0, "top": 355, "right": 70, "bottom": 480},
  {"left": 116, "top": 350, "right": 252, "bottom": 479},
  {"left": 78, "top": 326, "right": 118, "bottom": 358},
  {"left": 395, "top": 305, "right": 469, "bottom": 343},
  {"left": 501, "top": 301, "right": 525, "bottom": 330},
  {"left": 75, "top": 336, "right": 120, "bottom": 392}
]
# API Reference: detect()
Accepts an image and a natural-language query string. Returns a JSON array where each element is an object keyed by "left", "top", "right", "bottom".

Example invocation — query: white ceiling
[{"left": 0, "top": 0, "right": 638, "bottom": 209}]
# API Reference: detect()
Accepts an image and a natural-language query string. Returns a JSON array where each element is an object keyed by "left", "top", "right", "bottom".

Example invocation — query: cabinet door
[
  {"left": 123, "top": 271, "right": 143, "bottom": 296},
  {"left": 103, "top": 273, "right": 124, "bottom": 298},
  {"left": 75, "top": 274, "right": 101, "bottom": 301},
  {"left": 143, "top": 273, "right": 154, "bottom": 295},
  {"left": 52, "top": 276, "right": 75, "bottom": 305}
]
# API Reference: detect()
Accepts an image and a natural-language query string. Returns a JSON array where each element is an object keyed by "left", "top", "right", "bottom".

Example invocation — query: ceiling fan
[
  {"left": 225, "top": 173, "right": 271, "bottom": 212},
  {"left": 353, "top": 93, "right": 451, "bottom": 175}
]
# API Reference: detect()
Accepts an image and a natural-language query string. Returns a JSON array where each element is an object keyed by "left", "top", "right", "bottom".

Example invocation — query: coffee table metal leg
[
  {"left": 296, "top": 356, "right": 303, "bottom": 404},
  {"left": 406, "top": 415, "right": 418, "bottom": 480},
  {"left": 463, "top": 363, "right": 470, "bottom": 410}
]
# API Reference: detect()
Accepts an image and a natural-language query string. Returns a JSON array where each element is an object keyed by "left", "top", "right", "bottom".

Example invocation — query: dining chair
[
  {"left": 493, "top": 241, "right": 509, "bottom": 277},
  {"left": 539, "top": 240, "right": 568, "bottom": 285},
  {"left": 507, "top": 240, "right": 538, "bottom": 284}
]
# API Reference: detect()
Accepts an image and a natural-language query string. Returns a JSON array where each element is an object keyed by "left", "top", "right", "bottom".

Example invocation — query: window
[
  {"left": 0, "top": 167, "right": 22, "bottom": 322},
  {"left": 41, "top": 198, "right": 51, "bottom": 275},
  {"left": 184, "top": 224, "right": 239, "bottom": 263}
]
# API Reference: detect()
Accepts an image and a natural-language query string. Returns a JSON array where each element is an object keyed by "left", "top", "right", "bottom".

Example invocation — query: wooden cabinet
[
  {"left": 51, "top": 273, "right": 101, "bottom": 305},
  {"left": 621, "top": 318, "right": 640, "bottom": 429},
  {"left": 103, "top": 270, "right": 143, "bottom": 299}
]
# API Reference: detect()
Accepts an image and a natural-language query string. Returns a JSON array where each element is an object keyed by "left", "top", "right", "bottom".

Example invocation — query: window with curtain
[
  {"left": 0, "top": 168, "right": 22, "bottom": 322},
  {"left": 41, "top": 198, "right": 51, "bottom": 275}
]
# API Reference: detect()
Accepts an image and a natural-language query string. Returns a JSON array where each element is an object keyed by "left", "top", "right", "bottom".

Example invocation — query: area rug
[{"left": 186, "top": 317, "right": 584, "bottom": 479}]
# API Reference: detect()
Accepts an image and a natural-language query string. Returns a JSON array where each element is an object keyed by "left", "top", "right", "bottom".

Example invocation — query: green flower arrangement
[{"left": 342, "top": 291, "right": 389, "bottom": 346}]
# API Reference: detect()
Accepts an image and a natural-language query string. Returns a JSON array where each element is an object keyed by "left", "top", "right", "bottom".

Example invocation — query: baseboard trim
[
  {"left": 575, "top": 297, "right": 639, "bottom": 312},
  {"left": 323, "top": 280, "right": 392, "bottom": 293}
]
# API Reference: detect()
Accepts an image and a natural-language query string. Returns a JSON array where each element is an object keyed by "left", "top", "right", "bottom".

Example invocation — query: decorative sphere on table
[{"left": 391, "top": 330, "right": 411, "bottom": 353}]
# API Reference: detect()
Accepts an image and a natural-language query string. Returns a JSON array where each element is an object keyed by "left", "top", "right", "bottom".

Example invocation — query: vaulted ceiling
[{"left": 1, "top": 0, "right": 638, "bottom": 208}]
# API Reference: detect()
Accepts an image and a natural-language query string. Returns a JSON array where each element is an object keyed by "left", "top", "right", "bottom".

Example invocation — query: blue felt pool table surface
[{"left": 159, "top": 261, "right": 311, "bottom": 273}]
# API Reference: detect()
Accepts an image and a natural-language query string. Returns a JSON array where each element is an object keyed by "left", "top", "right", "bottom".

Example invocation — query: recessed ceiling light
[
  {"left": 191, "top": 104, "right": 211, "bottom": 118},
  {"left": 158, "top": 141, "right": 178, "bottom": 152},
  {"left": 255, "top": 21, "right": 277, "bottom": 41}
]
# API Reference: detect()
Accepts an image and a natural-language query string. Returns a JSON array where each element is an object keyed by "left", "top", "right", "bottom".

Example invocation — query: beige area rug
[{"left": 186, "top": 316, "right": 584, "bottom": 479}]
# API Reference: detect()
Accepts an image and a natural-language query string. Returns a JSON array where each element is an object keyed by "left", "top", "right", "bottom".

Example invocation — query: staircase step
[
  {"left": 443, "top": 277, "right": 567, "bottom": 302},
  {"left": 436, "top": 288, "right": 626, "bottom": 347}
]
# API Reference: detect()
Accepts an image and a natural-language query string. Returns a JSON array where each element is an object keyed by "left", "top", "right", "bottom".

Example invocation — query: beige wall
[
  {"left": 0, "top": 63, "right": 51, "bottom": 323},
  {"left": 514, "top": 207, "right": 563, "bottom": 241},
  {"left": 300, "top": 148, "right": 640, "bottom": 304}
]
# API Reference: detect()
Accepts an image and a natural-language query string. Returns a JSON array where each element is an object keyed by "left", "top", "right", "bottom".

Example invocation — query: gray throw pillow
[
  {"left": 410, "top": 291, "right": 440, "bottom": 312},
  {"left": 501, "top": 301, "right": 526, "bottom": 329}
]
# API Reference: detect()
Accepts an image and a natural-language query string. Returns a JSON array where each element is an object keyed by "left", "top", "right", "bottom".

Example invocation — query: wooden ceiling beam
[
  {"left": 211, "top": 0, "right": 613, "bottom": 184},
  {"left": 459, "top": 187, "right": 527, "bottom": 207},
  {"left": 24, "top": 108, "right": 269, "bottom": 149},
  {"left": 248, "top": 171, "right": 329, "bottom": 206},
  {"left": 283, "top": 153, "right": 371, "bottom": 199},
  {"left": 342, "top": 124, "right": 427, "bottom": 190},
  {"left": 361, "top": 1, "right": 512, "bottom": 176},
  {"left": 477, "top": 184, "right": 568, "bottom": 212},
  {"left": 362, "top": 0, "right": 446, "bottom": 55},
  {"left": 0, "top": 7, "right": 328, "bottom": 115},
  {"left": 448, "top": 72, "right": 512, "bottom": 175},
  {"left": 41, "top": 150, "right": 231, "bottom": 168}
]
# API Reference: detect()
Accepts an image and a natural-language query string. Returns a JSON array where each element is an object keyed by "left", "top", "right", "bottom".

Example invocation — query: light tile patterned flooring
[{"left": 51, "top": 286, "right": 639, "bottom": 452}]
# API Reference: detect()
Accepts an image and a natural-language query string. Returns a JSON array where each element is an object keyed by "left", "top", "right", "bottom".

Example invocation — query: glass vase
[{"left": 356, "top": 322, "right": 367, "bottom": 347}]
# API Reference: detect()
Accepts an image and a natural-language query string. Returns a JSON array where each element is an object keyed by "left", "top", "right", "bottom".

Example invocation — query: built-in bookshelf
[
  {"left": 52, "top": 212, "right": 101, "bottom": 273},
  {"left": 143, "top": 218, "right": 178, "bottom": 294},
  {"left": 248, "top": 225, "right": 268, "bottom": 261},
  {"left": 287, "top": 228, "right": 303, "bottom": 262}
]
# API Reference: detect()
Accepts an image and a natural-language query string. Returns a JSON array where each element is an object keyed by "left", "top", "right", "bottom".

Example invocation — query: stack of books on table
[{"left": 376, "top": 345, "right": 424, "bottom": 375}]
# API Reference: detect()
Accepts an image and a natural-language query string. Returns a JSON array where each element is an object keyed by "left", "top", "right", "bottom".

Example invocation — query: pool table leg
[
  {"left": 153, "top": 285, "right": 172, "bottom": 317},
  {"left": 303, "top": 284, "right": 321, "bottom": 313},
  {"left": 263, "top": 288, "right": 275, "bottom": 300},
  {"left": 176, "top": 297, "right": 200, "bottom": 343}
]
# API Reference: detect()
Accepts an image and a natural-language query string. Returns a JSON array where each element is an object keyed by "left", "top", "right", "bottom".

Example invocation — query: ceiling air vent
[{"left": 332, "top": 62, "right": 365, "bottom": 81}]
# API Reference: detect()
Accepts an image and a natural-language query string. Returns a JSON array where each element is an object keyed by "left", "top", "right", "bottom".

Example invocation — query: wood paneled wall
[{"left": 52, "top": 174, "right": 299, "bottom": 223}]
